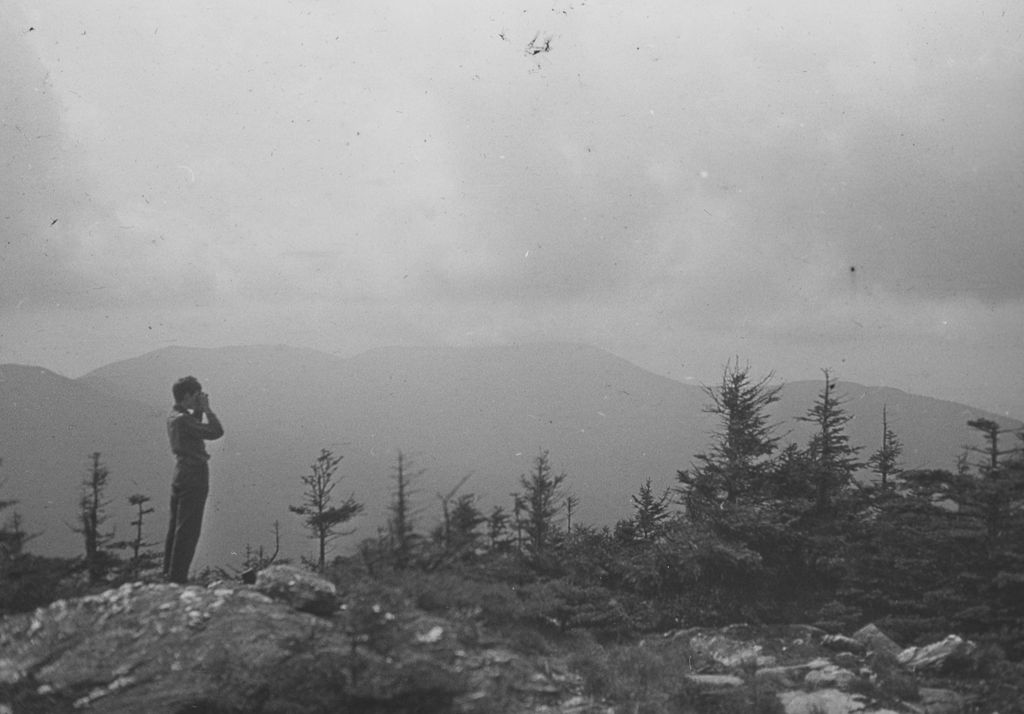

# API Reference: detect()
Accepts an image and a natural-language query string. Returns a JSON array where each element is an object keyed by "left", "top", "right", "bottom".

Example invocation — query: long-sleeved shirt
[{"left": 167, "top": 405, "right": 225, "bottom": 466}]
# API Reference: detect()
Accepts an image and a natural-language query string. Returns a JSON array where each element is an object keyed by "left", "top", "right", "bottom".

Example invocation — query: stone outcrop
[
  {"left": 911, "top": 687, "right": 967, "bottom": 714},
  {"left": 803, "top": 663, "right": 857, "bottom": 690},
  {"left": 673, "top": 624, "right": 981, "bottom": 714},
  {"left": 0, "top": 577, "right": 985, "bottom": 714},
  {"left": 253, "top": 563, "right": 341, "bottom": 616},
  {"left": 852, "top": 623, "right": 902, "bottom": 659},
  {"left": 0, "top": 580, "right": 465, "bottom": 713},
  {"left": 824, "top": 633, "right": 867, "bottom": 655},
  {"left": 778, "top": 688, "right": 902, "bottom": 714},
  {"left": 0, "top": 574, "right": 602, "bottom": 714},
  {"left": 898, "top": 635, "right": 976, "bottom": 672},
  {"left": 684, "top": 673, "right": 744, "bottom": 687}
]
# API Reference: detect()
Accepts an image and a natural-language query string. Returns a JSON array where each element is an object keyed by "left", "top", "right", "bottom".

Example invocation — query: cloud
[
  {"left": 2, "top": 0, "right": 1022, "bottom": 416},
  {"left": 0, "top": 8, "right": 226, "bottom": 310},
  {"left": 394, "top": 0, "right": 1018, "bottom": 322},
  {"left": 10, "top": 0, "right": 1019, "bottom": 314},
  {"left": 0, "top": 16, "right": 93, "bottom": 307}
]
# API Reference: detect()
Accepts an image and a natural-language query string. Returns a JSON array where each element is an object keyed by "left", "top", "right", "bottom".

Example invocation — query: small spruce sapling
[
  {"left": 71, "top": 452, "right": 116, "bottom": 582},
  {"left": 290, "top": 448, "right": 363, "bottom": 572},
  {"left": 387, "top": 451, "right": 425, "bottom": 569},
  {"left": 630, "top": 478, "right": 671, "bottom": 542},
  {"left": 866, "top": 405, "right": 903, "bottom": 489},
  {"left": 518, "top": 450, "right": 567, "bottom": 557},
  {"left": 110, "top": 493, "right": 157, "bottom": 577}
]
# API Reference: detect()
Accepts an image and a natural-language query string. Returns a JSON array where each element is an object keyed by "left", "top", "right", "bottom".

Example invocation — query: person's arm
[{"left": 186, "top": 393, "right": 225, "bottom": 440}]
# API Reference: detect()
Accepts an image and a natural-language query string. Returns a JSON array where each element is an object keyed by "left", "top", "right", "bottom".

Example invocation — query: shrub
[
  {"left": 810, "top": 599, "right": 863, "bottom": 633},
  {"left": 0, "top": 555, "right": 81, "bottom": 614},
  {"left": 571, "top": 636, "right": 787, "bottom": 714},
  {"left": 570, "top": 640, "right": 685, "bottom": 707},
  {"left": 514, "top": 579, "right": 637, "bottom": 640}
]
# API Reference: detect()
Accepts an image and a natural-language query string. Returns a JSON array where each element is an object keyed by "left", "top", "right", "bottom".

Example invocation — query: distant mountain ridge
[{"left": 2, "top": 343, "right": 1019, "bottom": 571}]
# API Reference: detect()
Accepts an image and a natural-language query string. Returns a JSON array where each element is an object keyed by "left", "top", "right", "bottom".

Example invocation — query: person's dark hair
[{"left": 172, "top": 376, "right": 202, "bottom": 404}]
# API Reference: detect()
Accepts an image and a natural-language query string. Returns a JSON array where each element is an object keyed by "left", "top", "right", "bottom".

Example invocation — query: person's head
[{"left": 172, "top": 376, "right": 202, "bottom": 406}]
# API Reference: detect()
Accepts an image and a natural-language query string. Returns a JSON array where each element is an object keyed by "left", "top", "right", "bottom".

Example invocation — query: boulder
[
  {"left": 898, "top": 635, "right": 976, "bottom": 672},
  {"left": 755, "top": 665, "right": 802, "bottom": 688},
  {"left": 833, "top": 651, "right": 861, "bottom": 670},
  {"left": 777, "top": 688, "right": 869, "bottom": 714},
  {"left": 914, "top": 687, "right": 965, "bottom": 714},
  {"left": 253, "top": 563, "right": 340, "bottom": 616},
  {"left": 755, "top": 658, "right": 830, "bottom": 688},
  {"left": 852, "top": 624, "right": 901, "bottom": 658},
  {"left": 687, "top": 631, "right": 775, "bottom": 668},
  {"left": 685, "top": 673, "right": 744, "bottom": 687},
  {"left": 0, "top": 581, "right": 465, "bottom": 713},
  {"left": 804, "top": 664, "right": 857, "bottom": 691},
  {"left": 778, "top": 688, "right": 904, "bottom": 714},
  {"left": 823, "top": 633, "right": 866, "bottom": 655}
]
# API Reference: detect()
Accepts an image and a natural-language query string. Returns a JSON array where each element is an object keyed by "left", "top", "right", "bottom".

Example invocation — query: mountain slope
[
  {"left": 3, "top": 344, "right": 1019, "bottom": 572},
  {"left": 0, "top": 364, "right": 167, "bottom": 559},
  {"left": 775, "top": 381, "right": 1007, "bottom": 471},
  {"left": 75, "top": 343, "right": 713, "bottom": 569}
]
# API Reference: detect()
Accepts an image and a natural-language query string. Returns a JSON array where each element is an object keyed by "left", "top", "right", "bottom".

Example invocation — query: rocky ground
[{"left": 0, "top": 565, "right": 1017, "bottom": 713}]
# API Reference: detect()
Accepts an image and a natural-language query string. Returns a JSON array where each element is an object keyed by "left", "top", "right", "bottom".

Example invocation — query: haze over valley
[{"left": 1, "top": 343, "right": 1018, "bottom": 572}]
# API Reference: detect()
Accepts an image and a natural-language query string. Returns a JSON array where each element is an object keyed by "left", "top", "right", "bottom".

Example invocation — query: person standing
[{"left": 163, "top": 376, "right": 224, "bottom": 584}]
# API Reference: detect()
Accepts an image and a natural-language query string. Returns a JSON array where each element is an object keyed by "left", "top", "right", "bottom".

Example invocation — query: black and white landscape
[{"left": 2, "top": 342, "right": 1018, "bottom": 571}]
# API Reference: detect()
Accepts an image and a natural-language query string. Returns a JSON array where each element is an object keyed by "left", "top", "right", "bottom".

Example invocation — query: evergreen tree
[
  {"left": 963, "top": 423, "right": 1024, "bottom": 568},
  {"left": 677, "top": 359, "right": 782, "bottom": 515},
  {"left": 511, "top": 492, "right": 525, "bottom": 553},
  {"left": 289, "top": 448, "right": 363, "bottom": 572},
  {"left": 0, "top": 512, "right": 27, "bottom": 560},
  {"left": 844, "top": 447, "right": 1024, "bottom": 655},
  {"left": 448, "top": 494, "right": 485, "bottom": 553},
  {"left": 798, "top": 370, "right": 863, "bottom": 513},
  {"left": 967, "top": 417, "right": 1015, "bottom": 474},
  {"left": 387, "top": 451, "right": 424, "bottom": 569},
  {"left": 0, "top": 458, "right": 28, "bottom": 560},
  {"left": 114, "top": 493, "right": 156, "bottom": 576},
  {"left": 839, "top": 422, "right": 1024, "bottom": 653},
  {"left": 671, "top": 362, "right": 806, "bottom": 620},
  {"left": 72, "top": 452, "right": 115, "bottom": 582},
  {"left": 240, "top": 521, "right": 282, "bottom": 578},
  {"left": 769, "top": 443, "right": 816, "bottom": 501},
  {"left": 564, "top": 493, "right": 579, "bottom": 534},
  {"left": 518, "top": 450, "right": 567, "bottom": 557},
  {"left": 487, "top": 505, "right": 510, "bottom": 550},
  {"left": 435, "top": 473, "right": 473, "bottom": 554},
  {"left": 629, "top": 478, "right": 671, "bottom": 541},
  {"left": 843, "top": 468, "right": 965, "bottom": 639},
  {"left": 866, "top": 405, "right": 903, "bottom": 488}
]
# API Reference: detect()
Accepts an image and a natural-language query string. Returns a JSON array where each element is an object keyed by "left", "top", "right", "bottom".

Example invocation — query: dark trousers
[{"left": 163, "top": 461, "right": 209, "bottom": 584}]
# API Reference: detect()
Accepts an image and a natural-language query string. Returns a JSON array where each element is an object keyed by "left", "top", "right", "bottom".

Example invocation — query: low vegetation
[{"left": 2, "top": 362, "right": 1023, "bottom": 711}]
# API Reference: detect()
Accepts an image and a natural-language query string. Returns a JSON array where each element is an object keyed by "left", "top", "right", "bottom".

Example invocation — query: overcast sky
[{"left": 2, "top": 0, "right": 1022, "bottom": 417}]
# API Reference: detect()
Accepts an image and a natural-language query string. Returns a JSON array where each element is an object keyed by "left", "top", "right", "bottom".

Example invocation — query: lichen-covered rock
[
  {"left": 914, "top": 687, "right": 966, "bottom": 714},
  {"left": 756, "top": 658, "right": 830, "bottom": 688},
  {"left": 0, "top": 581, "right": 465, "bottom": 713},
  {"left": 852, "top": 623, "right": 901, "bottom": 658},
  {"left": 778, "top": 687, "right": 905, "bottom": 714},
  {"left": 688, "top": 631, "right": 769, "bottom": 667},
  {"left": 898, "top": 635, "right": 976, "bottom": 672},
  {"left": 254, "top": 563, "right": 340, "bottom": 616},
  {"left": 0, "top": 593, "right": 983, "bottom": 714},
  {"left": 823, "top": 634, "right": 866, "bottom": 655},
  {"left": 685, "top": 673, "right": 744, "bottom": 687},
  {"left": 804, "top": 664, "right": 857, "bottom": 690},
  {"left": 832, "top": 651, "right": 861, "bottom": 670},
  {"left": 755, "top": 665, "right": 803, "bottom": 688}
]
